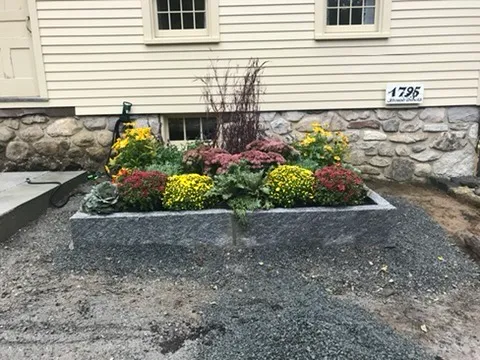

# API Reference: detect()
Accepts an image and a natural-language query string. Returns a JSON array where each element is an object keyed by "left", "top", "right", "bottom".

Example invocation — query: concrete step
[{"left": 0, "top": 171, "right": 86, "bottom": 242}]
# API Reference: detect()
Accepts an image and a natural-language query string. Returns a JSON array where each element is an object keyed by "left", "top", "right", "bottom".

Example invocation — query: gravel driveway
[{"left": 0, "top": 186, "right": 478, "bottom": 359}]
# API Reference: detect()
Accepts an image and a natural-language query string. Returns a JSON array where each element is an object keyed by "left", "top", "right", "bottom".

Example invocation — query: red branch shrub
[
  {"left": 117, "top": 170, "right": 168, "bottom": 211},
  {"left": 199, "top": 58, "right": 266, "bottom": 153},
  {"left": 246, "top": 139, "right": 298, "bottom": 160},
  {"left": 314, "top": 164, "right": 367, "bottom": 205}
]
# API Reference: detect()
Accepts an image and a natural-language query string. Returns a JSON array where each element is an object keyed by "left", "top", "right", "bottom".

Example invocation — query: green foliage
[
  {"left": 163, "top": 174, "right": 214, "bottom": 210},
  {"left": 147, "top": 144, "right": 184, "bottom": 176},
  {"left": 291, "top": 158, "right": 319, "bottom": 172},
  {"left": 155, "top": 144, "right": 183, "bottom": 165},
  {"left": 147, "top": 163, "right": 183, "bottom": 176},
  {"left": 265, "top": 165, "right": 315, "bottom": 208},
  {"left": 208, "top": 163, "right": 271, "bottom": 224},
  {"left": 81, "top": 182, "right": 119, "bottom": 214}
]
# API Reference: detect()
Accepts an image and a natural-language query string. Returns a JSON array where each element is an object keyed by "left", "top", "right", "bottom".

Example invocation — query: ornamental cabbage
[{"left": 81, "top": 181, "right": 119, "bottom": 215}]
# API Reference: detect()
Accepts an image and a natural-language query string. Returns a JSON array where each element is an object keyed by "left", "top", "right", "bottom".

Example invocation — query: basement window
[
  {"left": 164, "top": 117, "right": 216, "bottom": 143},
  {"left": 315, "top": 0, "right": 392, "bottom": 39},
  {"left": 141, "top": 0, "right": 219, "bottom": 44}
]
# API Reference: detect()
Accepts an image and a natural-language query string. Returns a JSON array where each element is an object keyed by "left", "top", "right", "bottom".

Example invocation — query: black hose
[{"left": 25, "top": 178, "right": 77, "bottom": 208}]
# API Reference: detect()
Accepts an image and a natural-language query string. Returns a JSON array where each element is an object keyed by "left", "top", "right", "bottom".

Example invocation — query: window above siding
[
  {"left": 141, "top": 0, "right": 219, "bottom": 44},
  {"left": 315, "top": 0, "right": 392, "bottom": 40}
]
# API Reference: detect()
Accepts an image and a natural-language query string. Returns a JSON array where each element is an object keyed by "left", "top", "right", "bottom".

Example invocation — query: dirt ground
[
  {"left": 370, "top": 181, "right": 480, "bottom": 237},
  {"left": 365, "top": 181, "right": 480, "bottom": 360}
]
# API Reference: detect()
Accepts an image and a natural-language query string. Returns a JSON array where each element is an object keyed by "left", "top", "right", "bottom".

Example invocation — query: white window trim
[
  {"left": 141, "top": 0, "right": 220, "bottom": 44},
  {"left": 314, "top": 0, "right": 392, "bottom": 40}
]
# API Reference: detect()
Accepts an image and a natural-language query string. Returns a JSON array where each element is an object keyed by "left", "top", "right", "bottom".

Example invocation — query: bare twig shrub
[{"left": 198, "top": 58, "right": 267, "bottom": 154}]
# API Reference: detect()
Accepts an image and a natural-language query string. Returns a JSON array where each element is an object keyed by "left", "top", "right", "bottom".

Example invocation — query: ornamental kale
[{"left": 81, "top": 181, "right": 119, "bottom": 215}]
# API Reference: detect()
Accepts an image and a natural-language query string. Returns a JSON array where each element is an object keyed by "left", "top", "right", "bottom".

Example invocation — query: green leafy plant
[
  {"left": 292, "top": 158, "right": 319, "bottom": 172},
  {"left": 163, "top": 174, "right": 214, "bottom": 210},
  {"left": 314, "top": 164, "right": 367, "bottom": 205},
  {"left": 207, "top": 163, "right": 271, "bottom": 224},
  {"left": 146, "top": 144, "right": 184, "bottom": 176},
  {"left": 265, "top": 165, "right": 315, "bottom": 208},
  {"left": 81, "top": 182, "right": 119, "bottom": 214},
  {"left": 155, "top": 144, "right": 183, "bottom": 164},
  {"left": 117, "top": 170, "right": 168, "bottom": 211},
  {"left": 146, "top": 163, "right": 183, "bottom": 176}
]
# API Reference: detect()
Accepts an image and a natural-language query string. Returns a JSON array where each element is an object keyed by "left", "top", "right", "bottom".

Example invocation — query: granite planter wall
[
  {"left": 70, "top": 191, "right": 395, "bottom": 248},
  {"left": 1, "top": 106, "right": 478, "bottom": 181}
]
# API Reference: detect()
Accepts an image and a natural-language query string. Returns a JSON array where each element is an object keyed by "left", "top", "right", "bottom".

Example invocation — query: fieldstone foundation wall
[
  {"left": 0, "top": 115, "right": 160, "bottom": 171},
  {"left": 259, "top": 107, "right": 480, "bottom": 181},
  {"left": 0, "top": 106, "right": 479, "bottom": 181}
]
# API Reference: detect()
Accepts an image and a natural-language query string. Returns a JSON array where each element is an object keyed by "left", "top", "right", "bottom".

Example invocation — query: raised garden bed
[{"left": 70, "top": 190, "right": 395, "bottom": 248}]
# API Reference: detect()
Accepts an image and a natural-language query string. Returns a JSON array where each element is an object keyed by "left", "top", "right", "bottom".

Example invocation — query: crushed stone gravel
[{"left": 1, "top": 190, "right": 479, "bottom": 359}]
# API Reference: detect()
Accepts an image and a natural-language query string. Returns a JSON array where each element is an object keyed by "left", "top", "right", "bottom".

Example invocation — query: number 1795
[{"left": 388, "top": 86, "right": 421, "bottom": 99}]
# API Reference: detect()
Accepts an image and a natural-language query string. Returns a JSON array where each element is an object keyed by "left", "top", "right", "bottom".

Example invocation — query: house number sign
[{"left": 385, "top": 83, "right": 424, "bottom": 105}]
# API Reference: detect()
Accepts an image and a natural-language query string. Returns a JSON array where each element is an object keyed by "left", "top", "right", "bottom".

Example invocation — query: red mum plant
[
  {"left": 246, "top": 139, "right": 299, "bottom": 160},
  {"left": 314, "top": 164, "right": 367, "bottom": 205},
  {"left": 116, "top": 170, "right": 168, "bottom": 211}
]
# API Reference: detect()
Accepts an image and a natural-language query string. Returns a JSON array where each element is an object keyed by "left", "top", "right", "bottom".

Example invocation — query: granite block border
[{"left": 70, "top": 190, "right": 395, "bottom": 248}]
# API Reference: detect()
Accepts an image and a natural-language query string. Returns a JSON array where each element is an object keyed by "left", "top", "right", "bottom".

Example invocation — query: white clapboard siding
[{"left": 32, "top": 0, "right": 480, "bottom": 115}]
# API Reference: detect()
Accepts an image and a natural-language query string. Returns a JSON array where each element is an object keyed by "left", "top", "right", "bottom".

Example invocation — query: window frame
[
  {"left": 141, "top": 0, "right": 219, "bottom": 44},
  {"left": 314, "top": 0, "right": 392, "bottom": 40},
  {"left": 162, "top": 115, "right": 216, "bottom": 145}
]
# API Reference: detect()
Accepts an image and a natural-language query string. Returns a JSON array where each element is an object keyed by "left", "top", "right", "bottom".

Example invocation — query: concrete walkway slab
[{"left": 0, "top": 171, "right": 86, "bottom": 242}]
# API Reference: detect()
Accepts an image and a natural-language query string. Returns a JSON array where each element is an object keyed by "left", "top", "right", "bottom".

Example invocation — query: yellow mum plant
[
  {"left": 108, "top": 126, "right": 158, "bottom": 176},
  {"left": 266, "top": 165, "right": 315, "bottom": 208},
  {"left": 163, "top": 174, "right": 214, "bottom": 210},
  {"left": 294, "top": 123, "right": 349, "bottom": 170}
]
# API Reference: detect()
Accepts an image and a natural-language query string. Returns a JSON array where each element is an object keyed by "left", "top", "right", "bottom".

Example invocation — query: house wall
[
  {"left": 1, "top": 1, "right": 480, "bottom": 180},
  {"left": 30, "top": 0, "right": 480, "bottom": 116},
  {"left": 1, "top": 106, "right": 478, "bottom": 182}
]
